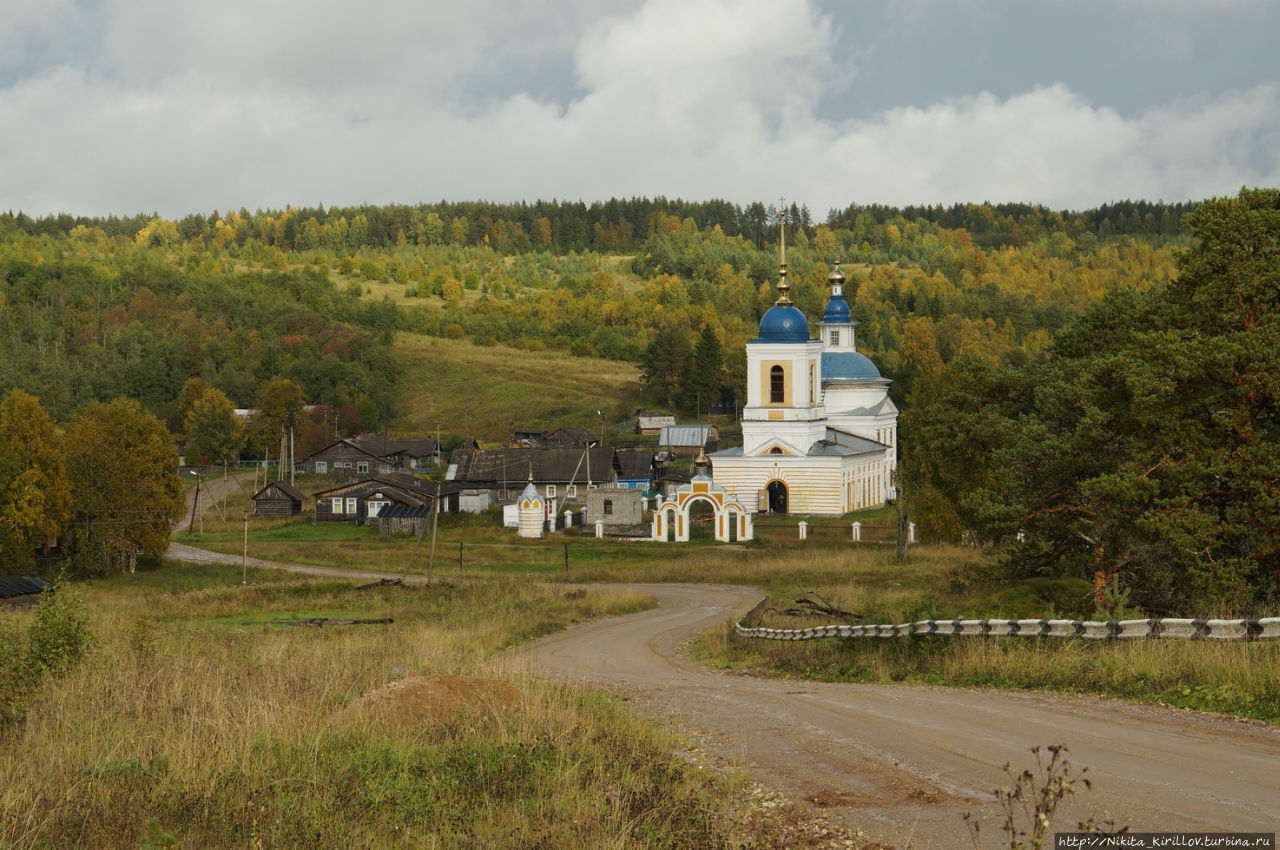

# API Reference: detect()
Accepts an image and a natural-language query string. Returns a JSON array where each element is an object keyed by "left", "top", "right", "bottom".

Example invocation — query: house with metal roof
[{"left": 657, "top": 425, "right": 719, "bottom": 458}]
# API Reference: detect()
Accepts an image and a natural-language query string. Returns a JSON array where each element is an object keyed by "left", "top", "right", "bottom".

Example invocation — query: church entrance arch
[
  {"left": 686, "top": 495, "right": 716, "bottom": 540},
  {"left": 651, "top": 474, "right": 753, "bottom": 543},
  {"left": 766, "top": 480, "right": 788, "bottom": 514}
]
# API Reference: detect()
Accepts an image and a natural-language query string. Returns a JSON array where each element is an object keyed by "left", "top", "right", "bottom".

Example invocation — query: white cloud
[{"left": 0, "top": 0, "right": 1276, "bottom": 217}]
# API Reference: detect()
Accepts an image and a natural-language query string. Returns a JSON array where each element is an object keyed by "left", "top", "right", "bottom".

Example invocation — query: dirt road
[
  {"left": 164, "top": 539, "right": 1279, "bottom": 847},
  {"left": 519, "top": 583, "right": 1280, "bottom": 848}
]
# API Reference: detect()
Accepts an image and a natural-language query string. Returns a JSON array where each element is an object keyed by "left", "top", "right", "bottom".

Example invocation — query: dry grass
[
  {"left": 0, "top": 570, "right": 744, "bottom": 848},
  {"left": 392, "top": 333, "right": 642, "bottom": 443},
  {"left": 691, "top": 546, "right": 1280, "bottom": 722}
]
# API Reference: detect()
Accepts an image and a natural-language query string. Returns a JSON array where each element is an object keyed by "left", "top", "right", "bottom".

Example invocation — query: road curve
[{"left": 518, "top": 583, "right": 1280, "bottom": 848}]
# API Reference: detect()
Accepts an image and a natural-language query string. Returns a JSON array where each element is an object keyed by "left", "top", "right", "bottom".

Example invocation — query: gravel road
[
  {"left": 166, "top": 537, "right": 1279, "bottom": 847},
  {"left": 518, "top": 583, "right": 1280, "bottom": 848}
]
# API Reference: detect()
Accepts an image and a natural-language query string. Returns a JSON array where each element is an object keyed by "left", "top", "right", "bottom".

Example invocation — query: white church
[{"left": 710, "top": 228, "right": 898, "bottom": 516}]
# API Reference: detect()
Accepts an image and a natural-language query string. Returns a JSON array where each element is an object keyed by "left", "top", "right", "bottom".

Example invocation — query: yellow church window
[{"left": 770, "top": 366, "right": 784, "bottom": 404}]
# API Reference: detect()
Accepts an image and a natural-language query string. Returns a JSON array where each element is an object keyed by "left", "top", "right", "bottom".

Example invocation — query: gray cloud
[{"left": 1, "top": 0, "right": 1276, "bottom": 217}]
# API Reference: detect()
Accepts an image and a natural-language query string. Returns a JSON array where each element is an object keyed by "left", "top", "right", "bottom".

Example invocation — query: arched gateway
[{"left": 651, "top": 452, "right": 753, "bottom": 543}]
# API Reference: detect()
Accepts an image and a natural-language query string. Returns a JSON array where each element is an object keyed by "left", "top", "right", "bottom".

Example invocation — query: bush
[{"left": 26, "top": 586, "right": 96, "bottom": 678}]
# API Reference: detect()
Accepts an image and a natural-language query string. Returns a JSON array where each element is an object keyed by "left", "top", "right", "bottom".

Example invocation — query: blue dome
[
  {"left": 821, "top": 295, "right": 851, "bottom": 324},
  {"left": 821, "top": 351, "right": 882, "bottom": 380},
  {"left": 755, "top": 305, "right": 811, "bottom": 342}
]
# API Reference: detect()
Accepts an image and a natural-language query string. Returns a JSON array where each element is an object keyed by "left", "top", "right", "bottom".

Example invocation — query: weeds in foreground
[
  {"left": 964, "top": 745, "right": 1123, "bottom": 850},
  {"left": 0, "top": 570, "right": 740, "bottom": 848}
]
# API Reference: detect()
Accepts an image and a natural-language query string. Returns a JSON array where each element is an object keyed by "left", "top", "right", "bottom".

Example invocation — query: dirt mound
[{"left": 343, "top": 675, "right": 524, "bottom": 727}]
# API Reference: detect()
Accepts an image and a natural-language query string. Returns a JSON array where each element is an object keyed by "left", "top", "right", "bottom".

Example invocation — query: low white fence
[{"left": 735, "top": 616, "right": 1280, "bottom": 642}]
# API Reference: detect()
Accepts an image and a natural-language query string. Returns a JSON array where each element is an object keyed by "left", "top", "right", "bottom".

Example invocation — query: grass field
[
  {"left": 392, "top": 333, "right": 643, "bottom": 444},
  {"left": 0, "top": 565, "right": 756, "bottom": 848},
  {"left": 177, "top": 514, "right": 1280, "bottom": 724}
]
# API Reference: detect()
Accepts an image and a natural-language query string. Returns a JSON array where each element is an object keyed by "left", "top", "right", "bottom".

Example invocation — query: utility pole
[
  {"left": 188, "top": 473, "right": 201, "bottom": 533},
  {"left": 241, "top": 510, "right": 249, "bottom": 584}
]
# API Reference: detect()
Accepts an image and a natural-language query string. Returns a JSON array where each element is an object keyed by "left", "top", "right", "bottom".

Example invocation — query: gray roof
[
  {"left": 824, "top": 428, "right": 892, "bottom": 453},
  {"left": 830, "top": 396, "right": 899, "bottom": 417},
  {"left": 252, "top": 481, "right": 306, "bottom": 502},
  {"left": 378, "top": 505, "right": 431, "bottom": 519},
  {"left": 658, "top": 425, "right": 714, "bottom": 447},
  {"left": 0, "top": 574, "right": 52, "bottom": 599},
  {"left": 615, "top": 449, "right": 655, "bottom": 480},
  {"left": 451, "top": 447, "right": 616, "bottom": 485},
  {"left": 313, "top": 474, "right": 458, "bottom": 500}
]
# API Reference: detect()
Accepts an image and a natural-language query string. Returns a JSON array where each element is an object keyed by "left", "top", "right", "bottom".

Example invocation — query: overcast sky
[{"left": 3, "top": 0, "right": 1278, "bottom": 219}]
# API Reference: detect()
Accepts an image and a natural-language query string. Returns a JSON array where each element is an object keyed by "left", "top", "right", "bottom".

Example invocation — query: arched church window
[
  {"left": 770, "top": 366, "right": 784, "bottom": 404},
  {"left": 768, "top": 447, "right": 783, "bottom": 454}
]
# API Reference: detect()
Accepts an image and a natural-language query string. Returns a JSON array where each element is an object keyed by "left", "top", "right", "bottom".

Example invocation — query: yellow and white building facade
[{"left": 710, "top": 251, "right": 897, "bottom": 516}]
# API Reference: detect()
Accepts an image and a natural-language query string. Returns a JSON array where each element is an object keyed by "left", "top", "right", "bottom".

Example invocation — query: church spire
[{"left": 775, "top": 197, "right": 792, "bottom": 306}]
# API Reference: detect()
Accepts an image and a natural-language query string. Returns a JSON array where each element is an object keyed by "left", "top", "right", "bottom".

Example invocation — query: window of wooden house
[
  {"left": 345, "top": 497, "right": 357, "bottom": 514},
  {"left": 567, "top": 485, "right": 577, "bottom": 497},
  {"left": 331, "top": 497, "right": 343, "bottom": 514},
  {"left": 315, "top": 461, "right": 328, "bottom": 473},
  {"left": 546, "top": 485, "right": 557, "bottom": 498},
  {"left": 770, "top": 366, "right": 785, "bottom": 404},
  {"left": 357, "top": 461, "right": 369, "bottom": 473}
]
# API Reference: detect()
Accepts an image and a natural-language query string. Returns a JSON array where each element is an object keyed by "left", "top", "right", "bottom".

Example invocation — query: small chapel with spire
[{"left": 709, "top": 211, "right": 898, "bottom": 515}]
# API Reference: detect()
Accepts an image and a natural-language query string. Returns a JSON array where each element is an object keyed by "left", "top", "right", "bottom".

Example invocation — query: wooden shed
[
  {"left": 377, "top": 505, "right": 433, "bottom": 537},
  {"left": 0, "top": 573, "right": 52, "bottom": 608},
  {"left": 251, "top": 482, "right": 306, "bottom": 518}
]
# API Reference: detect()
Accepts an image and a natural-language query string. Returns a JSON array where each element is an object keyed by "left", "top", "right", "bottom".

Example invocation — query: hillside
[{"left": 393, "top": 334, "right": 642, "bottom": 444}]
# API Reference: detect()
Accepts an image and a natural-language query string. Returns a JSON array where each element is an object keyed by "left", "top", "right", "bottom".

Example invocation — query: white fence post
[
  {"left": 798, "top": 521, "right": 807, "bottom": 540},
  {"left": 851, "top": 521, "right": 861, "bottom": 542},
  {"left": 563, "top": 510, "right": 573, "bottom": 528},
  {"left": 908, "top": 521, "right": 916, "bottom": 544},
  {"left": 595, "top": 520, "right": 604, "bottom": 539}
]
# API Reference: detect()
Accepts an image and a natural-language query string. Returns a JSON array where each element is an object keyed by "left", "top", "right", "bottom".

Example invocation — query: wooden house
[
  {"left": 636, "top": 414, "right": 676, "bottom": 435},
  {"left": 312, "top": 474, "right": 459, "bottom": 525},
  {"left": 448, "top": 447, "right": 617, "bottom": 502},
  {"left": 251, "top": 481, "right": 305, "bottom": 518},
  {"left": 295, "top": 433, "right": 442, "bottom": 476},
  {"left": 614, "top": 449, "right": 656, "bottom": 490}
]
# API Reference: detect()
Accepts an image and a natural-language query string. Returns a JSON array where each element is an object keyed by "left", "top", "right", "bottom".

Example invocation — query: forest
[{"left": 6, "top": 189, "right": 1279, "bottom": 614}]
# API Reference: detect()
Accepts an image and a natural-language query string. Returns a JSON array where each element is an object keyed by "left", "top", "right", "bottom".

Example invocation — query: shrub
[{"left": 26, "top": 586, "right": 96, "bottom": 678}]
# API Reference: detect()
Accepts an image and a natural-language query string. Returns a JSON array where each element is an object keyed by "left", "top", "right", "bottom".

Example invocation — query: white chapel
[{"left": 710, "top": 223, "right": 898, "bottom": 515}]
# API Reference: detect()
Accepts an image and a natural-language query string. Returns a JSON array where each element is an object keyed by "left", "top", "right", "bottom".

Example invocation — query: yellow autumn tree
[{"left": 0, "top": 390, "right": 72, "bottom": 571}]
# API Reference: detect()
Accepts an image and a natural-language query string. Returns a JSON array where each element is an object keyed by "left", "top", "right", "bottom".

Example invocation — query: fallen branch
[
  {"left": 773, "top": 592, "right": 864, "bottom": 620},
  {"left": 355, "top": 577, "right": 403, "bottom": 590}
]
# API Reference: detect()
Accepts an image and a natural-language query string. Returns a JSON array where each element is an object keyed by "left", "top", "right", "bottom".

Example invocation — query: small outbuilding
[
  {"left": 376, "top": 505, "right": 433, "bottom": 537},
  {"left": 251, "top": 481, "right": 306, "bottom": 518},
  {"left": 0, "top": 573, "right": 52, "bottom": 607},
  {"left": 584, "top": 489, "right": 645, "bottom": 526}
]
